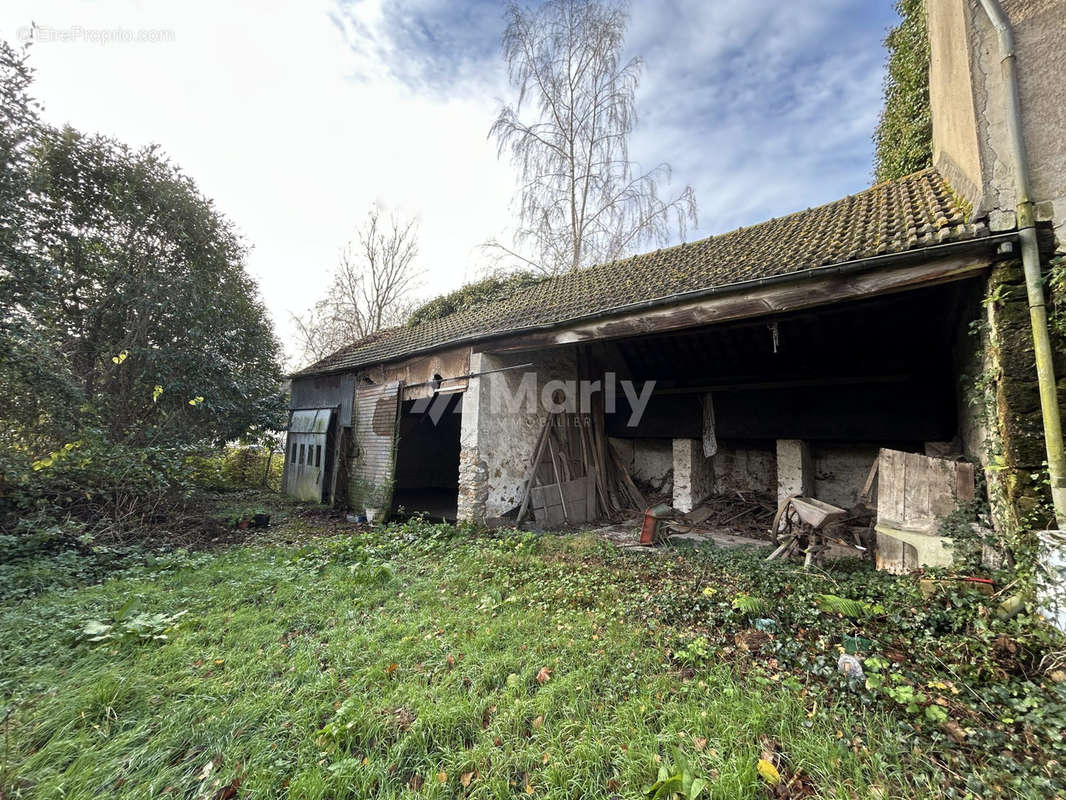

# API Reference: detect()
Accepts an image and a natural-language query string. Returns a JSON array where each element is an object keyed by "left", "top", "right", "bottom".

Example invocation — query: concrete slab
[{"left": 669, "top": 531, "right": 771, "bottom": 550}]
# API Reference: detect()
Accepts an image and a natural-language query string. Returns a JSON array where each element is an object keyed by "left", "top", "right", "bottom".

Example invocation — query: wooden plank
[
  {"left": 560, "top": 477, "right": 589, "bottom": 509},
  {"left": 531, "top": 477, "right": 592, "bottom": 526},
  {"left": 928, "top": 458, "right": 959, "bottom": 518},
  {"left": 877, "top": 448, "right": 979, "bottom": 553},
  {"left": 609, "top": 441, "right": 647, "bottom": 510},
  {"left": 956, "top": 462, "right": 976, "bottom": 504},
  {"left": 516, "top": 415, "right": 553, "bottom": 523},
  {"left": 547, "top": 434, "right": 568, "bottom": 522},
  {"left": 877, "top": 449, "right": 906, "bottom": 528},
  {"left": 860, "top": 457, "right": 879, "bottom": 506},
  {"left": 903, "top": 452, "right": 932, "bottom": 529},
  {"left": 875, "top": 530, "right": 917, "bottom": 574}
]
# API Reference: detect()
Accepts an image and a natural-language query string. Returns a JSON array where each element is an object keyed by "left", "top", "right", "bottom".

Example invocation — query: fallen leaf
[
  {"left": 757, "top": 759, "right": 781, "bottom": 786},
  {"left": 541, "top": 753, "right": 550, "bottom": 764},
  {"left": 693, "top": 736, "right": 707, "bottom": 751},
  {"left": 437, "top": 771, "right": 447, "bottom": 784},
  {"left": 385, "top": 663, "right": 398, "bottom": 675},
  {"left": 536, "top": 667, "right": 551, "bottom": 685},
  {"left": 532, "top": 715, "right": 544, "bottom": 728},
  {"left": 461, "top": 772, "right": 474, "bottom": 788},
  {"left": 408, "top": 774, "right": 424, "bottom": 791},
  {"left": 447, "top": 654, "right": 456, "bottom": 668},
  {"left": 943, "top": 719, "right": 967, "bottom": 743}
]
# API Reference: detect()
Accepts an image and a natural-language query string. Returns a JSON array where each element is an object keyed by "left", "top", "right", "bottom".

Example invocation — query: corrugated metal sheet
[
  {"left": 351, "top": 382, "right": 401, "bottom": 511},
  {"left": 290, "top": 408, "right": 332, "bottom": 433},
  {"left": 291, "top": 373, "right": 355, "bottom": 427},
  {"left": 285, "top": 407, "right": 334, "bottom": 502}
]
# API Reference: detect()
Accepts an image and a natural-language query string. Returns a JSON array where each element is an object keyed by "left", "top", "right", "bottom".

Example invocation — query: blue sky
[
  {"left": 9, "top": 0, "right": 899, "bottom": 362},
  {"left": 330, "top": 0, "right": 899, "bottom": 235}
]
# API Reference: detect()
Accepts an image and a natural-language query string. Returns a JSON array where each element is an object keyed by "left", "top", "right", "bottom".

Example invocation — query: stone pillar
[
  {"left": 776, "top": 439, "right": 812, "bottom": 506},
  {"left": 457, "top": 353, "right": 488, "bottom": 522},
  {"left": 673, "top": 438, "right": 712, "bottom": 513},
  {"left": 456, "top": 349, "right": 579, "bottom": 523}
]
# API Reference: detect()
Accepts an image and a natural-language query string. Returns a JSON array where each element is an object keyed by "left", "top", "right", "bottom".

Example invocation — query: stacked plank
[{"left": 516, "top": 406, "right": 647, "bottom": 526}]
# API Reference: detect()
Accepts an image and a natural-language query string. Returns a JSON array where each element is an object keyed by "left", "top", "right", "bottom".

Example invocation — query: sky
[{"left": 5, "top": 0, "right": 899, "bottom": 367}]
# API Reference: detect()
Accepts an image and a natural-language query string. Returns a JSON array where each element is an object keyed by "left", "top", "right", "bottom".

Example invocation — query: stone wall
[
  {"left": 712, "top": 444, "right": 776, "bottom": 496},
  {"left": 610, "top": 438, "right": 674, "bottom": 494},
  {"left": 812, "top": 445, "right": 882, "bottom": 509},
  {"left": 457, "top": 348, "right": 578, "bottom": 522},
  {"left": 961, "top": 261, "right": 1062, "bottom": 534}
]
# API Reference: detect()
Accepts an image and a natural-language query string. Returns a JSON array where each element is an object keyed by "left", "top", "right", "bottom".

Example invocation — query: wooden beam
[{"left": 483, "top": 255, "right": 989, "bottom": 354}]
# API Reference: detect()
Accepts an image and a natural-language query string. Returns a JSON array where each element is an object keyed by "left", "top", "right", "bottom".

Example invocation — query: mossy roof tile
[{"left": 298, "top": 168, "right": 986, "bottom": 376}]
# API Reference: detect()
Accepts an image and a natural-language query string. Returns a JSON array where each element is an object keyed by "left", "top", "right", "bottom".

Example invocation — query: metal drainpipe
[{"left": 975, "top": 0, "right": 1066, "bottom": 526}]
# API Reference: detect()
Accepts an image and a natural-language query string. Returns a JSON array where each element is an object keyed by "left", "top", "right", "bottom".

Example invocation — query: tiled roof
[{"left": 298, "top": 168, "right": 987, "bottom": 376}]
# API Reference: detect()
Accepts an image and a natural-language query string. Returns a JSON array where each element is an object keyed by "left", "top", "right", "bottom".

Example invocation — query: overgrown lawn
[{"left": 1, "top": 518, "right": 1063, "bottom": 799}]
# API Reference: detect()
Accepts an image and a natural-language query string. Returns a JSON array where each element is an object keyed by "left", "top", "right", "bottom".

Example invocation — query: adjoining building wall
[
  {"left": 928, "top": 0, "right": 985, "bottom": 206},
  {"left": 929, "top": 0, "right": 1066, "bottom": 247},
  {"left": 975, "top": 0, "right": 1066, "bottom": 243},
  {"left": 929, "top": 1, "right": 1066, "bottom": 549},
  {"left": 457, "top": 348, "right": 578, "bottom": 522}
]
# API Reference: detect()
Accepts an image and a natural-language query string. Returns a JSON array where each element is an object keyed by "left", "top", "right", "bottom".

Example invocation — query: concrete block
[
  {"left": 776, "top": 439, "right": 812, "bottom": 507},
  {"left": 673, "top": 438, "right": 713, "bottom": 513},
  {"left": 988, "top": 208, "right": 1017, "bottom": 232}
]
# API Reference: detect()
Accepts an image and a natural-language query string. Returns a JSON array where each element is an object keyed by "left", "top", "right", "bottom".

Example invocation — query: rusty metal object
[{"left": 640, "top": 503, "right": 673, "bottom": 545}]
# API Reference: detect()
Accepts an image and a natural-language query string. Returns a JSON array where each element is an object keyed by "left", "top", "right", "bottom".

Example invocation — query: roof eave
[{"left": 293, "top": 230, "right": 1011, "bottom": 379}]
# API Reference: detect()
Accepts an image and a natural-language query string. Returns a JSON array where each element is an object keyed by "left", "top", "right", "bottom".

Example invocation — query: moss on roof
[{"left": 297, "top": 168, "right": 987, "bottom": 376}]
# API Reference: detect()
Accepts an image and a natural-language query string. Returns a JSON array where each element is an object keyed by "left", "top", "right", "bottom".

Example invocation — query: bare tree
[
  {"left": 488, "top": 0, "right": 697, "bottom": 275},
  {"left": 293, "top": 206, "right": 422, "bottom": 366}
]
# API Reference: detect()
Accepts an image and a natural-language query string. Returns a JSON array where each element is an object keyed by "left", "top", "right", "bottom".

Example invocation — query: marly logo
[{"left": 410, "top": 372, "right": 655, "bottom": 427}]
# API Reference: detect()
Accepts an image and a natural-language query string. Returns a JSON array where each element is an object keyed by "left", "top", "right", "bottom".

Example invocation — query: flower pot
[{"left": 253, "top": 513, "right": 270, "bottom": 528}]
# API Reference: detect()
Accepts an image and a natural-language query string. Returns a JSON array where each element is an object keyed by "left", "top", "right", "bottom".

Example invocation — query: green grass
[{"left": 1, "top": 520, "right": 1062, "bottom": 799}]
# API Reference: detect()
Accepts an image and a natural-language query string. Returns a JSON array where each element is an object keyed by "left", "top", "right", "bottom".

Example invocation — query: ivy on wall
[{"left": 873, "top": 0, "right": 933, "bottom": 184}]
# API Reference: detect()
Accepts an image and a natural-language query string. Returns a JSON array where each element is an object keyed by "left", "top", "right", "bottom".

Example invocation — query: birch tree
[
  {"left": 293, "top": 206, "right": 422, "bottom": 365},
  {"left": 489, "top": 0, "right": 696, "bottom": 275}
]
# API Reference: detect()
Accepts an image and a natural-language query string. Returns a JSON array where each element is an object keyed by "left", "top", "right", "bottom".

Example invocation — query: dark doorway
[{"left": 391, "top": 393, "right": 463, "bottom": 522}]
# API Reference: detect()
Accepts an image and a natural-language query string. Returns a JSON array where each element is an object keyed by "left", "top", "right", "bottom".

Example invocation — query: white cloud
[
  {"left": 6, "top": 0, "right": 896, "bottom": 367},
  {"left": 8, "top": 0, "right": 517, "bottom": 366}
]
